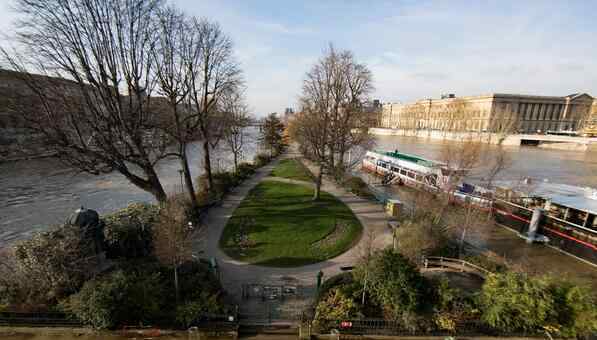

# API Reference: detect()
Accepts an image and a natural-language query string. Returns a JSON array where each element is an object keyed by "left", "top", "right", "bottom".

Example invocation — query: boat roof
[
  {"left": 497, "top": 180, "right": 597, "bottom": 215},
  {"left": 373, "top": 150, "right": 443, "bottom": 168}
]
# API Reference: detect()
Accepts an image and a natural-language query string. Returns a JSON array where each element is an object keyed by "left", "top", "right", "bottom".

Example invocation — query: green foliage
[
  {"left": 7, "top": 224, "right": 95, "bottom": 308},
  {"left": 253, "top": 153, "right": 273, "bottom": 167},
  {"left": 176, "top": 292, "right": 223, "bottom": 328},
  {"left": 357, "top": 249, "right": 431, "bottom": 320},
  {"left": 314, "top": 288, "right": 360, "bottom": 330},
  {"left": 103, "top": 203, "right": 158, "bottom": 259},
  {"left": 479, "top": 272, "right": 554, "bottom": 333},
  {"left": 270, "top": 158, "right": 313, "bottom": 182},
  {"left": 548, "top": 280, "right": 597, "bottom": 337},
  {"left": 64, "top": 261, "right": 225, "bottom": 329},
  {"left": 236, "top": 162, "right": 257, "bottom": 179},
  {"left": 342, "top": 176, "right": 375, "bottom": 200},
  {"left": 65, "top": 268, "right": 165, "bottom": 329},
  {"left": 259, "top": 113, "right": 286, "bottom": 156}
]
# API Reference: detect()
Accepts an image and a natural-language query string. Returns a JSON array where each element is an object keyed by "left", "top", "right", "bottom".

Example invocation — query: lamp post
[{"left": 178, "top": 169, "right": 184, "bottom": 194}]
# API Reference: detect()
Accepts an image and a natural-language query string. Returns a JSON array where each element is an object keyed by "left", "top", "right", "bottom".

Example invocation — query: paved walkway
[{"left": 192, "top": 149, "right": 391, "bottom": 314}]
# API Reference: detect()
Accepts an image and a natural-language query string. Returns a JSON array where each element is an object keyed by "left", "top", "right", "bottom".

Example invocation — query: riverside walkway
[{"left": 192, "top": 148, "right": 392, "bottom": 320}]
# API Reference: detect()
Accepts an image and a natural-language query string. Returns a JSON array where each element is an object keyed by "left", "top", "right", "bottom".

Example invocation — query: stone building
[{"left": 380, "top": 93, "right": 594, "bottom": 134}]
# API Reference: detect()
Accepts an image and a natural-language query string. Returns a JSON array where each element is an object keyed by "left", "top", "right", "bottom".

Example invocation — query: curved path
[{"left": 192, "top": 148, "right": 391, "bottom": 314}]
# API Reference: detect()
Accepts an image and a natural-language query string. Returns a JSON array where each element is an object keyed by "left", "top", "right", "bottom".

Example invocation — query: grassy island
[{"left": 219, "top": 180, "right": 362, "bottom": 267}]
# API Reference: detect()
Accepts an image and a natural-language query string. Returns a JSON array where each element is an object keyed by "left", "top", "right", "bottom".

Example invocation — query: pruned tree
[
  {"left": 185, "top": 18, "right": 242, "bottom": 194},
  {"left": 222, "top": 91, "right": 251, "bottom": 172},
  {"left": 3, "top": 0, "right": 171, "bottom": 202}
]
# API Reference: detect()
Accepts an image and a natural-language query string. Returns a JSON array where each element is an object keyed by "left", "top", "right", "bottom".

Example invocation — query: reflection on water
[
  {"left": 373, "top": 135, "right": 597, "bottom": 186},
  {"left": 0, "top": 129, "right": 259, "bottom": 247}
]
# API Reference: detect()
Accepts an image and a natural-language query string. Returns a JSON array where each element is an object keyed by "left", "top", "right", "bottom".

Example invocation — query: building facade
[{"left": 380, "top": 93, "right": 594, "bottom": 134}]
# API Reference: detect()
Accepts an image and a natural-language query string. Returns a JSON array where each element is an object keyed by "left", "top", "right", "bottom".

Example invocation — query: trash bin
[{"left": 385, "top": 199, "right": 402, "bottom": 217}]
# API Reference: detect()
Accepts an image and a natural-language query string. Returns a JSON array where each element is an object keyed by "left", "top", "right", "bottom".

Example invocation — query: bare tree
[
  {"left": 222, "top": 91, "right": 250, "bottom": 172},
  {"left": 3, "top": 0, "right": 170, "bottom": 202},
  {"left": 152, "top": 7, "right": 199, "bottom": 210},
  {"left": 153, "top": 197, "right": 194, "bottom": 305},
  {"left": 297, "top": 45, "right": 373, "bottom": 199},
  {"left": 186, "top": 18, "right": 242, "bottom": 194}
]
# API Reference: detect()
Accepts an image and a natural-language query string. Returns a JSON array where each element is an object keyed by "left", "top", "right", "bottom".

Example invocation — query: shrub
[
  {"left": 548, "top": 280, "right": 597, "bottom": 338},
  {"left": 394, "top": 218, "right": 451, "bottom": 262},
  {"left": 103, "top": 203, "right": 158, "bottom": 259},
  {"left": 479, "top": 272, "right": 554, "bottom": 333},
  {"left": 253, "top": 153, "right": 272, "bottom": 167},
  {"left": 355, "top": 249, "right": 431, "bottom": 320},
  {"left": 65, "top": 268, "right": 166, "bottom": 329},
  {"left": 314, "top": 288, "right": 360, "bottom": 331},
  {"left": 5, "top": 224, "right": 96, "bottom": 308},
  {"left": 236, "top": 162, "right": 256, "bottom": 180},
  {"left": 342, "top": 176, "right": 375, "bottom": 200}
]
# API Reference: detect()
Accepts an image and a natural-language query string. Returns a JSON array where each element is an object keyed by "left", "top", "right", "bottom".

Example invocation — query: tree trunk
[
  {"left": 233, "top": 152, "right": 238, "bottom": 173},
  {"left": 174, "top": 265, "right": 179, "bottom": 306},
  {"left": 202, "top": 139, "right": 214, "bottom": 193},
  {"left": 313, "top": 164, "right": 323, "bottom": 200},
  {"left": 180, "top": 144, "right": 199, "bottom": 211},
  {"left": 146, "top": 168, "right": 168, "bottom": 203}
]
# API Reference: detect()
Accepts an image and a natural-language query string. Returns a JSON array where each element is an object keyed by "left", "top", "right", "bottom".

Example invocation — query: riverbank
[{"left": 369, "top": 127, "right": 597, "bottom": 151}]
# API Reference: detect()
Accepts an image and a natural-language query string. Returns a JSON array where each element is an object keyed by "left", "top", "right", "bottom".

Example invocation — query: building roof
[{"left": 498, "top": 181, "right": 597, "bottom": 214}]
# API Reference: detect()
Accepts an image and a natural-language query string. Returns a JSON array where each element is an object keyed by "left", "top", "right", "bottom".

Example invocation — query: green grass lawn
[
  {"left": 270, "top": 158, "right": 314, "bottom": 182},
  {"left": 219, "top": 180, "right": 362, "bottom": 267}
]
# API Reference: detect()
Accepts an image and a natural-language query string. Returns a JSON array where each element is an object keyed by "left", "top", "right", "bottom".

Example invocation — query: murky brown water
[
  {"left": 1, "top": 132, "right": 596, "bottom": 247},
  {"left": 0, "top": 128, "right": 259, "bottom": 247}
]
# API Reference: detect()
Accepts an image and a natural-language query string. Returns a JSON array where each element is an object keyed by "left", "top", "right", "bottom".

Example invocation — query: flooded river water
[{"left": 1, "top": 133, "right": 596, "bottom": 247}]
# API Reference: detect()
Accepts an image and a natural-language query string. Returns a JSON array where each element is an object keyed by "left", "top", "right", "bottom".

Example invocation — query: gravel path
[{"left": 192, "top": 148, "right": 391, "bottom": 318}]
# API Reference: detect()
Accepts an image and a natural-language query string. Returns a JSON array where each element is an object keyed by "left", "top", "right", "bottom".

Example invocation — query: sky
[{"left": 1, "top": 0, "right": 596, "bottom": 117}]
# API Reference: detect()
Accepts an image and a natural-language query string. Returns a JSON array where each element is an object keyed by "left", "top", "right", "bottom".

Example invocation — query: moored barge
[{"left": 362, "top": 150, "right": 597, "bottom": 264}]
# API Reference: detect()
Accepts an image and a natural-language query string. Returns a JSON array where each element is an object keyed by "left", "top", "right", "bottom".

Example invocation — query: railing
[
  {"left": 0, "top": 312, "right": 82, "bottom": 327},
  {"left": 422, "top": 256, "right": 492, "bottom": 277}
]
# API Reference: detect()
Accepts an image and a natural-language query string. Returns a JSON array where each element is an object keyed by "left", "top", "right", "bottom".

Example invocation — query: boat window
[
  {"left": 400, "top": 169, "right": 407, "bottom": 175},
  {"left": 407, "top": 171, "right": 415, "bottom": 179},
  {"left": 391, "top": 166, "right": 399, "bottom": 172}
]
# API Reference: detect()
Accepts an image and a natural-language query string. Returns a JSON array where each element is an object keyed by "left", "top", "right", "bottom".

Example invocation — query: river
[
  {"left": 0, "top": 128, "right": 260, "bottom": 247},
  {"left": 1, "top": 133, "right": 596, "bottom": 247}
]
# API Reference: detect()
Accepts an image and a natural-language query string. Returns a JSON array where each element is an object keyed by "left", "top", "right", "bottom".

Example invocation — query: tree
[
  {"left": 479, "top": 272, "right": 554, "bottom": 333},
  {"left": 314, "top": 288, "right": 359, "bottom": 329},
  {"left": 152, "top": 197, "right": 194, "bottom": 305},
  {"left": 186, "top": 18, "right": 242, "bottom": 194},
  {"left": 3, "top": 0, "right": 171, "bottom": 202},
  {"left": 355, "top": 248, "right": 430, "bottom": 320},
  {"left": 297, "top": 45, "right": 374, "bottom": 199},
  {"left": 152, "top": 7, "right": 199, "bottom": 210},
  {"left": 222, "top": 91, "right": 251, "bottom": 172},
  {"left": 259, "top": 113, "right": 285, "bottom": 157}
]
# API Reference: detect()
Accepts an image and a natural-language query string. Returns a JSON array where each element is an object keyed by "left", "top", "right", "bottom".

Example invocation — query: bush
[
  {"left": 64, "top": 268, "right": 166, "bottom": 329},
  {"left": 4, "top": 224, "right": 96, "bottom": 308},
  {"left": 103, "top": 203, "right": 159, "bottom": 259},
  {"left": 479, "top": 272, "right": 554, "bottom": 333},
  {"left": 342, "top": 176, "right": 375, "bottom": 200},
  {"left": 236, "top": 162, "right": 256, "bottom": 180},
  {"left": 65, "top": 260, "right": 225, "bottom": 329},
  {"left": 548, "top": 280, "right": 597, "bottom": 338},
  {"left": 394, "top": 218, "right": 452, "bottom": 262},
  {"left": 355, "top": 249, "right": 432, "bottom": 320},
  {"left": 253, "top": 153, "right": 272, "bottom": 167},
  {"left": 314, "top": 288, "right": 360, "bottom": 331}
]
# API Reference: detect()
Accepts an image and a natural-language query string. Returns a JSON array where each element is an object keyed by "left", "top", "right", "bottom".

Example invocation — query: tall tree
[
  {"left": 222, "top": 91, "right": 251, "bottom": 172},
  {"left": 152, "top": 7, "right": 199, "bottom": 210},
  {"left": 186, "top": 18, "right": 242, "bottom": 194},
  {"left": 259, "top": 113, "right": 285, "bottom": 157},
  {"left": 3, "top": 0, "right": 170, "bottom": 202},
  {"left": 296, "top": 45, "right": 373, "bottom": 199}
]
